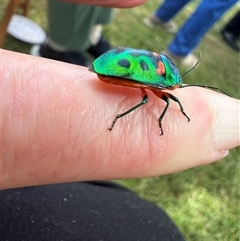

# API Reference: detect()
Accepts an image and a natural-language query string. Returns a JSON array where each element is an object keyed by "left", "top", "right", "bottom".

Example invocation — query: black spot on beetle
[
  {"left": 118, "top": 59, "right": 131, "bottom": 69},
  {"left": 140, "top": 60, "right": 149, "bottom": 71}
]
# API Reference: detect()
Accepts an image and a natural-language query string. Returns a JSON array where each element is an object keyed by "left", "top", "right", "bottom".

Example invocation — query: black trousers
[{"left": 1, "top": 181, "right": 185, "bottom": 241}]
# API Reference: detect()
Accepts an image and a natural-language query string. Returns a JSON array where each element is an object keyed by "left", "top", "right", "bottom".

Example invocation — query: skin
[
  {"left": 1, "top": 0, "right": 240, "bottom": 192},
  {"left": 65, "top": 0, "right": 148, "bottom": 8},
  {"left": 1, "top": 49, "right": 239, "bottom": 190}
]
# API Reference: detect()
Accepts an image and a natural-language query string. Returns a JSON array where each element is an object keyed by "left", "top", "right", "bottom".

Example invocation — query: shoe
[
  {"left": 87, "top": 36, "right": 111, "bottom": 58},
  {"left": 30, "top": 44, "right": 88, "bottom": 66},
  {"left": 161, "top": 49, "right": 199, "bottom": 68},
  {"left": 220, "top": 29, "right": 240, "bottom": 52},
  {"left": 143, "top": 15, "right": 177, "bottom": 34}
]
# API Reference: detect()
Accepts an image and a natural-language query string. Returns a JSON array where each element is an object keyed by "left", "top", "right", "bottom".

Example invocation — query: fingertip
[{"left": 210, "top": 92, "right": 240, "bottom": 151}]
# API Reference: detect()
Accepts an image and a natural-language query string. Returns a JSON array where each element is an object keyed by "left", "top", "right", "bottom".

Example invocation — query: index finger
[{"left": 2, "top": 50, "right": 239, "bottom": 189}]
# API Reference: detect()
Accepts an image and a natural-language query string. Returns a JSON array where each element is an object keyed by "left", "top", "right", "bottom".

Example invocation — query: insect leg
[
  {"left": 108, "top": 89, "right": 148, "bottom": 131},
  {"left": 167, "top": 93, "right": 190, "bottom": 122},
  {"left": 158, "top": 94, "right": 170, "bottom": 136},
  {"left": 152, "top": 90, "right": 190, "bottom": 135}
]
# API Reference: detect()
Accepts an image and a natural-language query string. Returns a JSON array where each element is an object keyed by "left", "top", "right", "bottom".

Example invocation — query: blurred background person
[
  {"left": 144, "top": 0, "right": 238, "bottom": 67},
  {"left": 31, "top": 0, "right": 114, "bottom": 66}
]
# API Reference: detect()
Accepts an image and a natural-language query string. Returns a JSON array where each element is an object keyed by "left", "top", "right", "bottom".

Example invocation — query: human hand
[
  {"left": 65, "top": 0, "right": 147, "bottom": 8},
  {"left": 1, "top": 49, "right": 239, "bottom": 189}
]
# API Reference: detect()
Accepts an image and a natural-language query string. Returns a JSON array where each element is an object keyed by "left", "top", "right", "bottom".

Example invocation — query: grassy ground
[{"left": 1, "top": 1, "right": 240, "bottom": 240}]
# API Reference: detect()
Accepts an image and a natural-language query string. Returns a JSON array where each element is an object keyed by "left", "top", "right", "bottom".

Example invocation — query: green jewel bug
[{"left": 89, "top": 47, "right": 230, "bottom": 135}]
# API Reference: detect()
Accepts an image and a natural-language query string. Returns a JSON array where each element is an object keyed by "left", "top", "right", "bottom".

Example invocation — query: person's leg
[
  {"left": 87, "top": 7, "right": 114, "bottom": 57},
  {"left": 168, "top": 0, "right": 237, "bottom": 57},
  {"left": 48, "top": 1, "right": 101, "bottom": 51},
  {"left": 30, "top": 1, "right": 113, "bottom": 65},
  {"left": 154, "top": 0, "right": 192, "bottom": 22},
  {"left": 144, "top": 0, "right": 191, "bottom": 34},
  {"left": 1, "top": 182, "right": 186, "bottom": 241},
  {"left": 31, "top": 1, "right": 100, "bottom": 66}
]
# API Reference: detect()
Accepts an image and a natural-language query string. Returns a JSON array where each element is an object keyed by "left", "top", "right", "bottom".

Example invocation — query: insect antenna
[
  {"left": 181, "top": 51, "right": 202, "bottom": 78},
  {"left": 179, "top": 51, "right": 231, "bottom": 97},
  {"left": 180, "top": 84, "right": 231, "bottom": 97}
]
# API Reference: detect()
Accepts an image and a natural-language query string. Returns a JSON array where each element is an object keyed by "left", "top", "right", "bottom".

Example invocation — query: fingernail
[{"left": 211, "top": 93, "right": 240, "bottom": 151}]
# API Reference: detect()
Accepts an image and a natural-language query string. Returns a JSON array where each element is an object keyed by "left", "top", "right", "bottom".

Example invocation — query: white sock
[
  {"left": 47, "top": 37, "right": 67, "bottom": 52},
  {"left": 89, "top": 24, "right": 102, "bottom": 46}
]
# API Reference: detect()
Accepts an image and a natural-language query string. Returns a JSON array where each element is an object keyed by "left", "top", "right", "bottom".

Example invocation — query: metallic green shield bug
[{"left": 89, "top": 47, "right": 230, "bottom": 135}]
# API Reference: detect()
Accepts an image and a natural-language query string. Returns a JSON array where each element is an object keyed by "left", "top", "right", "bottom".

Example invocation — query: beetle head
[{"left": 160, "top": 54, "right": 182, "bottom": 89}]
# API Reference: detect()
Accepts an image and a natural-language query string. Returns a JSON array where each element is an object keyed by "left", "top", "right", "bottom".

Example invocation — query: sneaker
[
  {"left": 144, "top": 15, "right": 177, "bottom": 34},
  {"left": 30, "top": 44, "right": 88, "bottom": 66},
  {"left": 220, "top": 29, "right": 239, "bottom": 52},
  {"left": 87, "top": 36, "right": 111, "bottom": 58},
  {"left": 161, "top": 49, "right": 199, "bottom": 68}
]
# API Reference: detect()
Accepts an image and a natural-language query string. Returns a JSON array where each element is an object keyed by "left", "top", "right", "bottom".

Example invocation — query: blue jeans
[{"left": 155, "top": 0, "right": 238, "bottom": 56}]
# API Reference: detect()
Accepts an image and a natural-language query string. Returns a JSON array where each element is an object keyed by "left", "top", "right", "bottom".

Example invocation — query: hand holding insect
[{"left": 1, "top": 49, "right": 239, "bottom": 189}]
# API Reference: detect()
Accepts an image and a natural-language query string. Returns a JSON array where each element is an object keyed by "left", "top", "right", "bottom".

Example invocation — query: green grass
[{"left": 1, "top": 1, "right": 240, "bottom": 240}]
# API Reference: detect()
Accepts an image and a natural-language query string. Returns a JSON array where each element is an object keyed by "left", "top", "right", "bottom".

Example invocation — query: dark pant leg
[{"left": 1, "top": 181, "right": 185, "bottom": 241}]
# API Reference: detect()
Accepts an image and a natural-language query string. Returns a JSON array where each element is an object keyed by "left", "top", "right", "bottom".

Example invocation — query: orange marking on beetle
[{"left": 156, "top": 61, "right": 165, "bottom": 75}]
